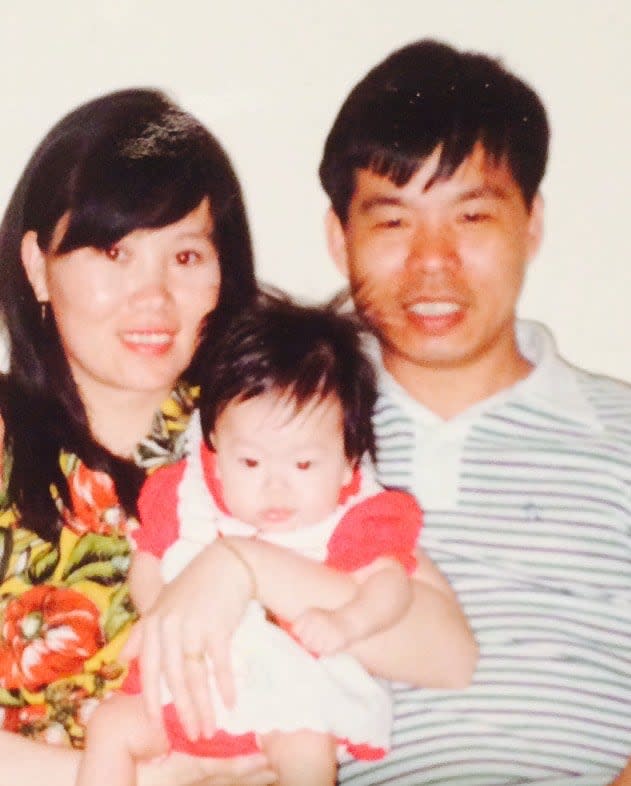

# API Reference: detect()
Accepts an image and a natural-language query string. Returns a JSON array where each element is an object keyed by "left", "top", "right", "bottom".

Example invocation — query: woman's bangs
[{"left": 57, "top": 155, "right": 207, "bottom": 253}]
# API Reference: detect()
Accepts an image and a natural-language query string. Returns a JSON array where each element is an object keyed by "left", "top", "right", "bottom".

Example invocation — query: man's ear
[
  {"left": 21, "top": 231, "right": 50, "bottom": 303},
  {"left": 324, "top": 207, "right": 350, "bottom": 278},
  {"left": 526, "top": 193, "right": 544, "bottom": 261}
]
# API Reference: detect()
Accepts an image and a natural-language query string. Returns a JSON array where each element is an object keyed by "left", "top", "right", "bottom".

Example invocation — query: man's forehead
[{"left": 353, "top": 143, "right": 515, "bottom": 201}]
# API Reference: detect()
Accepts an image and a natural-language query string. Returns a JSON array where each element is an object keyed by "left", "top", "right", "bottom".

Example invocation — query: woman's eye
[
  {"left": 242, "top": 458, "right": 259, "bottom": 468},
  {"left": 176, "top": 250, "right": 200, "bottom": 265},
  {"left": 104, "top": 245, "right": 121, "bottom": 261},
  {"left": 296, "top": 461, "right": 312, "bottom": 471}
]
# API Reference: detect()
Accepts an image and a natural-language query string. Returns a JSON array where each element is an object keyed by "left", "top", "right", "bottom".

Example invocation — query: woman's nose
[{"left": 129, "top": 254, "right": 171, "bottom": 304}]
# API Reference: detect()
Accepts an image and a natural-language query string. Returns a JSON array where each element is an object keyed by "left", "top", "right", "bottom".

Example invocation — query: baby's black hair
[{"left": 198, "top": 293, "right": 377, "bottom": 463}]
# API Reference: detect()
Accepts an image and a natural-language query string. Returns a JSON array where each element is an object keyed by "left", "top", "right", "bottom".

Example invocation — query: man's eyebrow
[
  {"left": 456, "top": 185, "right": 508, "bottom": 202},
  {"left": 358, "top": 194, "right": 405, "bottom": 213}
]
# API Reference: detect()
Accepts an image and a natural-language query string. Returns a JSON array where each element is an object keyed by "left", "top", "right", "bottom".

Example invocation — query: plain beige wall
[{"left": 1, "top": 0, "right": 629, "bottom": 380}]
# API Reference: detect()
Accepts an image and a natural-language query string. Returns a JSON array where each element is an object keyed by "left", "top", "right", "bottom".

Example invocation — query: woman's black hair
[
  {"left": 0, "top": 88, "right": 256, "bottom": 539},
  {"left": 198, "top": 292, "right": 377, "bottom": 464},
  {"left": 320, "top": 39, "right": 549, "bottom": 222}
]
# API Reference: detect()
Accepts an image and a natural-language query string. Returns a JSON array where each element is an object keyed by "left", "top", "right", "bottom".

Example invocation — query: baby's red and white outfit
[{"left": 132, "top": 412, "right": 422, "bottom": 760}]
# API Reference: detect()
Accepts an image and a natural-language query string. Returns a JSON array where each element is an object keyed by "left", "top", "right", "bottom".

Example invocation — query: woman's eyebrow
[{"left": 171, "top": 228, "right": 215, "bottom": 242}]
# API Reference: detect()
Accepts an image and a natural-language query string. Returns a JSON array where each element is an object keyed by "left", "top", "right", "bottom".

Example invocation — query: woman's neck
[{"left": 82, "top": 388, "right": 170, "bottom": 458}]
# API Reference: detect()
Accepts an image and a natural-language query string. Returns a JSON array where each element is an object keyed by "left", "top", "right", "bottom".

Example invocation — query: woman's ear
[{"left": 21, "top": 231, "right": 50, "bottom": 303}]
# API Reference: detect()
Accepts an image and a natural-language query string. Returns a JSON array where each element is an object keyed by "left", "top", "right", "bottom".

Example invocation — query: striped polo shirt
[{"left": 339, "top": 321, "right": 631, "bottom": 786}]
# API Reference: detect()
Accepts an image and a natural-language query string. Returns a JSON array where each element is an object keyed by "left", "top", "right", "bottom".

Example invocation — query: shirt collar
[
  {"left": 372, "top": 320, "right": 602, "bottom": 431},
  {"left": 513, "top": 320, "right": 601, "bottom": 428}
]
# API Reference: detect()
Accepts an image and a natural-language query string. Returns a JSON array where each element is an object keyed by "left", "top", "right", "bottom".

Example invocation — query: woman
[
  {"left": 0, "top": 87, "right": 477, "bottom": 784},
  {"left": 0, "top": 88, "right": 275, "bottom": 785}
]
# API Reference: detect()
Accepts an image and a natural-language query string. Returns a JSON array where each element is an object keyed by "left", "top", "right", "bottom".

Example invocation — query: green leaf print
[
  {"left": 0, "top": 686, "right": 25, "bottom": 708},
  {"left": 0, "top": 528, "right": 13, "bottom": 583},
  {"left": 27, "top": 544, "right": 60, "bottom": 584},
  {"left": 62, "top": 533, "right": 130, "bottom": 586},
  {"left": 103, "top": 583, "right": 137, "bottom": 641}
]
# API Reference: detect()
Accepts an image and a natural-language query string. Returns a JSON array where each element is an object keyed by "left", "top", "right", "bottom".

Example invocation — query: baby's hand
[{"left": 292, "top": 607, "right": 351, "bottom": 655}]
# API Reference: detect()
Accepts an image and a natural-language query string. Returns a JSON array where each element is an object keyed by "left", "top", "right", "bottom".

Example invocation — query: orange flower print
[
  {"left": 0, "top": 703, "right": 47, "bottom": 734},
  {"left": 0, "top": 586, "right": 103, "bottom": 691},
  {"left": 65, "top": 463, "right": 126, "bottom": 535}
]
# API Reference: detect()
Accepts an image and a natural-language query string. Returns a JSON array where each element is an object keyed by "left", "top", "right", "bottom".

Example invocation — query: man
[{"left": 320, "top": 40, "right": 631, "bottom": 786}]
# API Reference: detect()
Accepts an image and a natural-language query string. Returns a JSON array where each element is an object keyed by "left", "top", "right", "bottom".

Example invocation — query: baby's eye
[
  {"left": 296, "top": 461, "right": 312, "bottom": 471},
  {"left": 241, "top": 458, "right": 259, "bottom": 468}
]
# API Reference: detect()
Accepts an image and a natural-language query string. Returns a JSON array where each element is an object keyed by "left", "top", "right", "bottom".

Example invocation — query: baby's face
[{"left": 211, "top": 391, "right": 354, "bottom": 532}]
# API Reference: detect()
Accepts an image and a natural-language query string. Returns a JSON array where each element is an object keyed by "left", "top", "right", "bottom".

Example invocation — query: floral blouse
[{"left": 0, "top": 382, "right": 196, "bottom": 748}]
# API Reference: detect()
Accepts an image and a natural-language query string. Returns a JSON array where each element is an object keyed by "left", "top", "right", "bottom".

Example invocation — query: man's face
[{"left": 327, "top": 144, "right": 543, "bottom": 386}]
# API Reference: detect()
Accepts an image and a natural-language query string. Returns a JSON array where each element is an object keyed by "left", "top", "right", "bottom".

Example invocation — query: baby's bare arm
[
  {"left": 293, "top": 558, "right": 412, "bottom": 654},
  {"left": 77, "top": 694, "right": 169, "bottom": 786}
]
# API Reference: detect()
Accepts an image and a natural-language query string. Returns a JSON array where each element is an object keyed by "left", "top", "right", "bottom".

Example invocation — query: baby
[{"left": 77, "top": 296, "right": 423, "bottom": 786}]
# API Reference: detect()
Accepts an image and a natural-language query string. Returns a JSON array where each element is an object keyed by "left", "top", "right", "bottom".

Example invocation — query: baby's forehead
[{"left": 218, "top": 389, "right": 344, "bottom": 438}]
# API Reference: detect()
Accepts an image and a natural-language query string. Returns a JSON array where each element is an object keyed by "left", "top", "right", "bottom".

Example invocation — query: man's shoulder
[{"left": 569, "top": 364, "right": 631, "bottom": 432}]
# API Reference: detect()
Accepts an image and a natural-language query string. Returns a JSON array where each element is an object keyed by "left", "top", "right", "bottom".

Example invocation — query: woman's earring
[{"left": 40, "top": 301, "right": 49, "bottom": 324}]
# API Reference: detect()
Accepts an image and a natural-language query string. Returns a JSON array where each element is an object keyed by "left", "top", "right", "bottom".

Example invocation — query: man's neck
[{"left": 383, "top": 348, "right": 533, "bottom": 420}]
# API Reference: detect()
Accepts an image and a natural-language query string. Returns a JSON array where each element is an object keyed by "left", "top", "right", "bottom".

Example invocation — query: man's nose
[{"left": 406, "top": 221, "right": 458, "bottom": 273}]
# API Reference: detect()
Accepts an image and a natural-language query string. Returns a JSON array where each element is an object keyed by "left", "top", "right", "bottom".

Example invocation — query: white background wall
[{"left": 1, "top": 0, "right": 629, "bottom": 380}]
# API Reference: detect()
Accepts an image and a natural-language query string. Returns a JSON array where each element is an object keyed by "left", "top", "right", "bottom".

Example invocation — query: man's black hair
[{"left": 320, "top": 39, "right": 549, "bottom": 222}]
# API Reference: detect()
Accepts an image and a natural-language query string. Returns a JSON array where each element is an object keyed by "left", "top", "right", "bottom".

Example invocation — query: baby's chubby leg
[
  {"left": 77, "top": 693, "right": 169, "bottom": 786},
  {"left": 262, "top": 729, "right": 337, "bottom": 786}
]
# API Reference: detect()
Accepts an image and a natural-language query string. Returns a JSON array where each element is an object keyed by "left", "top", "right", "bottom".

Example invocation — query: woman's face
[{"left": 22, "top": 198, "right": 220, "bottom": 411}]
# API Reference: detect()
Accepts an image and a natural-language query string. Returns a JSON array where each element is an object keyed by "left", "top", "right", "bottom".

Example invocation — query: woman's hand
[
  {"left": 139, "top": 540, "right": 255, "bottom": 741},
  {"left": 137, "top": 751, "right": 277, "bottom": 786}
]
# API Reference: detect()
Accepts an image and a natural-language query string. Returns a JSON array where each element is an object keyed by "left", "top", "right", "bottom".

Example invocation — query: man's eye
[
  {"left": 296, "top": 461, "right": 312, "bottom": 470},
  {"left": 462, "top": 212, "right": 490, "bottom": 223},
  {"left": 176, "top": 250, "right": 201, "bottom": 265},
  {"left": 375, "top": 218, "right": 403, "bottom": 229}
]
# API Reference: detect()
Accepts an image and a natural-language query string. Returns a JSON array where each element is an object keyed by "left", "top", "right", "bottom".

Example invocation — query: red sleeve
[
  {"left": 325, "top": 490, "right": 423, "bottom": 574},
  {"left": 134, "top": 460, "right": 186, "bottom": 558}
]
